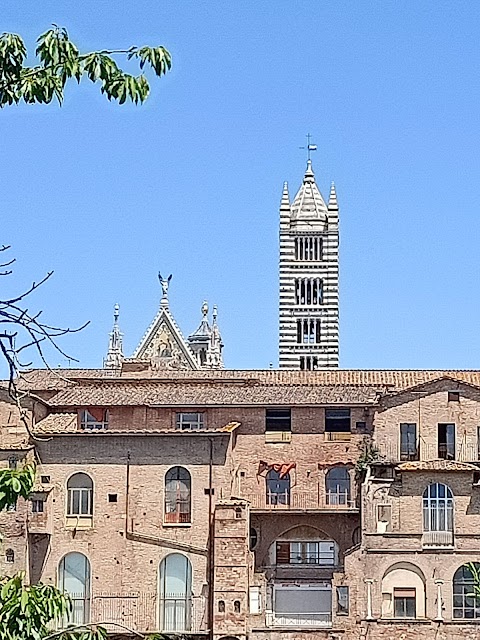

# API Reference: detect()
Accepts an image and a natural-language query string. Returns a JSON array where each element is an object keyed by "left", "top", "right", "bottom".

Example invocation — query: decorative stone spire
[
  {"left": 208, "top": 304, "right": 224, "bottom": 369},
  {"left": 328, "top": 181, "right": 338, "bottom": 210},
  {"left": 104, "top": 304, "right": 124, "bottom": 370},
  {"left": 280, "top": 181, "right": 290, "bottom": 209}
]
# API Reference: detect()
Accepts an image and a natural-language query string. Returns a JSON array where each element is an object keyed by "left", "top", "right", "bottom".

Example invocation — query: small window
[
  {"left": 108, "top": 494, "right": 118, "bottom": 503},
  {"left": 393, "top": 588, "right": 416, "bottom": 618},
  {"left": 5, "top": 548, "right": 14, "bottom": 563},
  {"left": 352, "top": 527, "right": 361, "bottom": 545},
  {"left": 79, "top": 408, "right": 109, "bottom": 430},
  {"left": 249, "top": 586, "right": 261, "bottom": 614},
  {"left": 176, "top": 412, "right": 204, "bottom": 431},
  {"left": 31, "top": 499, "right": 44, "bottom": 513},
  {"left": 265, "top": 409, "right": 291, "bottom": 432},
  {"left": 234, "top": 600, "right": 241, "bottom": 613},
  {"left": 325, "top": 409, "right": 351, "bottom": 433},
  {"left": 448, "top": 391, "right": 460, "bottom": 402},
  {"left": 235, "top": 507, "right": 242, "bottom": 519},
  {"left": 8, "top": 457, "right": 17, "bottom": 469},
  {"left": 356, "top": 421, "right": 367, "bottom": 433},
  {"left": 218, "top": 600, "right": 225, "bottom": 613},
  {"left": 377, "top": 504, "right": 392, "bottom": 532},
  {"left": 300, "top": 355, "right": 318, "bottom": 370},
  {"left": 337, "top": 586, "right": 349, "bottom": 615},
  {"left": 41, "top": 475, "right": 51, "bottom": 484}
]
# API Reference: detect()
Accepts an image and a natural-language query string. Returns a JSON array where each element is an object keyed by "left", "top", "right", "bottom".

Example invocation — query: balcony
[
  {"left": 243, "top": 489, "right": 358, "bottom": 511},
  {"left": 376, "top": 441, "right": 478, "bottom": 464},
  {"left": 66, "top": 593, "right": 208, "bottom": 634},
  {"left": 422, "top": 530, "right": 454, "bottom": 548},
  {"left": 266, "top": 611, "right": 332, "bottom": 627}
]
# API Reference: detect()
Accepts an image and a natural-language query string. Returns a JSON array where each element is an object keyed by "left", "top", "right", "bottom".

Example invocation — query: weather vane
[{"left": 299, "top": 133, "right": 317, "bottom": 161}]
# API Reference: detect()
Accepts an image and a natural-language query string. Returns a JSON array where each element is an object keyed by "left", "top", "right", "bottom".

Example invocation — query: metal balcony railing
[
  {"left": 266, "top": 611, "right": 332, "bottom": 627},
  {"left": 422, "top": 530, "right": 454, "bottom": 548},
  {"left": 61, "top": 593, "right": 208, "bottom": 634},
  {"left": 376, "top": 440, "right": 479, "bottom": 463},
  {"left": 244, "top": 490, "right": 357, "bottom": 510}
]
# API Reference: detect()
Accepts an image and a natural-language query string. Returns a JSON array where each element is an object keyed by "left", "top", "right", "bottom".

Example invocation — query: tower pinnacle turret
[{"left": 104, "top": 304, "right": 124, "bottom": 370}]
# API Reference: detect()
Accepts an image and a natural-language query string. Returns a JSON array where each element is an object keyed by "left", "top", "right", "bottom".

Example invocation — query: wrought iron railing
[
  {"left": 376, "top": 440, "right": 478, "bottom": 463},
  {"left": 71, "top": 593, "right": 209, "bottom": 634},
  {"left": 244, "top": 490, "right": 357, "bottom": 510},
  {"left": 266, "top": 611, "right": 332, "bottom": 627}
]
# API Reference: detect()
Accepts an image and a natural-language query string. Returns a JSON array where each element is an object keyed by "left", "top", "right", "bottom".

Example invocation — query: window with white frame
[
  {"left": 276, "top": 540, "right": 336, "bottom": 566},
  {"left": 423, "top": 483, "right": 453, "bottom": 533},
  {"left": 67, "top": 473, "right": 93, "bottom": 517},
  {"left": 79, "top": 409, "right": 109, "bottom": 430},
  {"left": 175, "top": 412, "right": 205, "bottom": 431}
]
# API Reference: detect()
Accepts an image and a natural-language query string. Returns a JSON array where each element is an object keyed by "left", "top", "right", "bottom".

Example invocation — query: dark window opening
[
  {"left": 108, "top": 494, "right": 118, "bottom": 503},
  {"left": 265, "top": 409, "right": 291, "bottom": 432},
  {"left": 218, "top": 600, "right": 225, "bottom": 613},
  {"left": 325, "top": 409, "right": 351, "bottom": 433},
  {"left": 356, "top": 421, "right": 367, "bottom": 433},
  {"left": 41, "top": 475, "right": 50, "bottom": 484},
  {"left": 79, "top": 408, "right": 109, "bottom": 430},
  {"left": 325, "top": 467, "right": 351, "bottom": 505},
  {"left": 31, "top": 499, "right": 44, "bottom": 513},
  {"left": 8, "top": 457, "right": 17, "bottom": 469},
  {"left": 394, "top": 588, "right": 416, "bottom": 618},
  {"left": 438, "top": 423, "right": 455, "bottom": 460},
  {"left": 300, "top": 355, "right": 318, "bottom": 370},
  {"left": 448, "top": 391, "right": 460, "bottom": 402},
  {"left": 234, "top": 600, "right": 241, "bottom": 613},
  {"left": 400, "top": 423, "right": 418, "bottom": 461},
  {"left": 453, "top": 563, "right": 480, "bottom": 619},
  {"left": 5, "top": 549, "right": 14, "bottom": 563},
  {"left": 235, "top": 507, "right": 242, "bottom": 519}
]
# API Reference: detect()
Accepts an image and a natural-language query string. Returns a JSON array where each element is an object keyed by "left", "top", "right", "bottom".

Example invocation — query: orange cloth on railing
[{"left": 257, "top": 461, "right": 296, "bottom": 478}]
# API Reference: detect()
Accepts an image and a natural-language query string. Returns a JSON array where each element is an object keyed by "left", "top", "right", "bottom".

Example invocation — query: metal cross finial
[{"left": 300, "top": 133, "right": 317, "bottom": 161}]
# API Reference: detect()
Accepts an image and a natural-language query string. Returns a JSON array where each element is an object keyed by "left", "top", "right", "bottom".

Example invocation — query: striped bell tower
[{"left": 279, "top": 160, "right": 339, "bottom": 369}]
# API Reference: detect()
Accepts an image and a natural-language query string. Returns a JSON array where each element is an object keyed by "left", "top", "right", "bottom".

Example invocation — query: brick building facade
[{"left": 2, "top": 368, "right": 480, "bottom": 639}]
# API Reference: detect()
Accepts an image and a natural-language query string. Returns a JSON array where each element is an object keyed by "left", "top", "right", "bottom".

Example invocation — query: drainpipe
[
  {"left": 125, "top": 451, "right": 131, "bottom": 536},
  {"left": 208, "top": 437, "right": 214, "bottom": 640}
]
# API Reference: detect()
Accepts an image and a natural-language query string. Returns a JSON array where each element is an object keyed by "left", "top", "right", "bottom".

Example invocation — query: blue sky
[{"left": 2, "top": 1, "right": 480, "bottom": 371}]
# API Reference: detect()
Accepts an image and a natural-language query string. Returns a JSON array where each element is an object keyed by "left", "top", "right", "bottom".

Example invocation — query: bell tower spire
[
  {"left": 278, "top": 146, "right": 339, "bottom": 369},
  {"left": 104, "top": 303, "right": 124, "bottom": 370}
]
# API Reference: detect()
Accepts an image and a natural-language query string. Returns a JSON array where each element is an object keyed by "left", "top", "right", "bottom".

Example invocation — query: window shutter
[
  {"left": 276, "top": 541, "right": 290, "bottom": 564},
  {"left": 249, "top": 586, "right": 261, "bottom": 614}
]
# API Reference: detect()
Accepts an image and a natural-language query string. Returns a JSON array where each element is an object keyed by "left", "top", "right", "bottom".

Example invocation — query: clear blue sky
[{"left": 2, "top": 1, "right": 480, "bottom": 371}]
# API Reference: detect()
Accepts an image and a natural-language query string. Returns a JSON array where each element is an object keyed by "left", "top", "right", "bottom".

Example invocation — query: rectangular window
[
  {"left": 79, "top": 408, "right": 109, "bottom": 430},
  {"left": 400, "top": 423, "right": 418, "bottom": 460},
  {"left": 325, "top": 409, "right": 351, "bottom": 433},
  {"left": 393, "top": 588, "right": 416, "bottom": 618},
  {"left": 176, "top": 412, "right": 205, "bottom": 430},
  {"left": 249, "top": 586, "right": 262, "bottom": 614},
  {"left": 438, "top": 423, "right": 455, "bottom": 459},
  {"left": 275, "top": 541, "right": 336, "bottom": 566},
  {"left": 31, "top": 499, "right": 44, "bottom": 513},
  {"left": 336, "top": 586, "right": 349, "bottom": 615},
  {"left": 265, "top": 409, "right": 291, "bottom": 432},
  {"left": 376, "top": 504, "right": 392, "bottom": 533},
  {"left": 274, "top": 584, "right": 332, "bottom": 626},
  {"left": 448, "top": 391, "right": 460, "bottom": 402}
]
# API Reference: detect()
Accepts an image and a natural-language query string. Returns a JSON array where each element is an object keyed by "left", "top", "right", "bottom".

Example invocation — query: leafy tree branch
[{"left": 0, "top": 25, "right": 172, "bottom": 106}]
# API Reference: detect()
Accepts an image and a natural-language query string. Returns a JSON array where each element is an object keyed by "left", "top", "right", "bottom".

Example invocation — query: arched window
[
  {"left": 159, "top": 553, "right": 192, "bottom": 631},
  {"left": 5, "top": 548, "right": 14, "bottom": 563},
  {"left": 266, "top": 469, "right": 290, "bottom": 506},
  {"left": 423, "top": 483, "right": 453, "bottom": 545},
  {"left": 381, "top": 563, "right": 425, "bottom": 619},
  {"left": 453, "top": 563, "right": 480, "bottom": 619},
  {"left": 165, "top": 467, "right": 191, "bottom": 524},
  {"left": 67, "top": 473, "right": 93, "bottom": 517},
  {"left": 58, "top": 553, "right": 91, "bottom": 624},
  {"left": 326, "top": 467, "right": 351, "bottom": 506}
]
